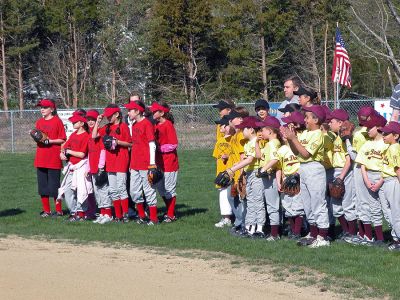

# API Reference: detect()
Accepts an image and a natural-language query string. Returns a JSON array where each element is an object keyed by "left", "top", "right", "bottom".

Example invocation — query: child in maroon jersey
[
  {"left": 92, "top": 104, "right": 132, "bottom": 223},
  {"left": 33, "top": 99, "right": 66, "bottom": 217},
  {"left": 59, "top": 112, "right": 92, "bottom": 221},
  {"left": 150, "top": 101, "right": 179, "bottom": 222}
]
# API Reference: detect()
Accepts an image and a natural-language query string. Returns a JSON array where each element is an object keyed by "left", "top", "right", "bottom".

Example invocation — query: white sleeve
[
  {"left": 149, "top": 141, "right": 156, "bottom": 165},
  {"left": 345, "top": 139, "right": 357, "bottom": 161}
]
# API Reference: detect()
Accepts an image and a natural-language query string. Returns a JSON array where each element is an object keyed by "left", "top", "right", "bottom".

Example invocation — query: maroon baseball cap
[
  {"left": 302, "top": 105, "right": 326, "bottom": 123},
  {"left": 364, "top": 113, "right": 387, "bottom": 129},
  {"left": 378, "top": 121, "right": 400, "bottom": 135},
  {"left": 281, "top": 111, "right": 305, "bottom": 125},
  {"left": 321, "top": 105, "right": 332, "bottom": 121},
  {"left": 235, "top": 116, "right": 259, "bottom": 129},
  {"left": 357, "top": 106, "right": 376, "bottom": 126},
  {"left": 330, "top": 109, "right": 349, "bottom": 121},
  {"left": 255, "top": 116, "right": 280, "bottom": 129}
]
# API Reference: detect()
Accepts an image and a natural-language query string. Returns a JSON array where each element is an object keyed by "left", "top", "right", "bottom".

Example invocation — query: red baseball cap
[
  {"left": 302, "top": 105, "right": 326, "bottom": 123},
  {"left": 378, "top": 121, "right": 400, "bottom": 134},
  {"left": 235, "top": 116, "right": 259, "bottom": 129},
  {"left": 357, "top": 106, "right": 376, "bottom": 126},
  {"left": 103, "top": 107, "right": 121, "bottom": 118},
  {"left": 281, "top": 111, "right": 305, "bottom": 125},
  {"left": 69, "top": 114, "right": 86, "bottom": 123},
  {"left": 86, "top": 109, "right": 99, "bottom": 120},
  {"left": 149, "top": 102, "right": 170, "bottom": 113},
  {"left": 330, "top": 109, "right": 349, "bottom": 121},
  {"left": 364, "top": 113, "right": 387, "bottom": 129},
  {"left": 255, "top": 116, "right": 280, "bottom": 129},
  {"left": 37, "top": 99, "right": 55, "bottom": 108},
  {"left": 124, "top": 101, "right": 145, "bottom": 112}
]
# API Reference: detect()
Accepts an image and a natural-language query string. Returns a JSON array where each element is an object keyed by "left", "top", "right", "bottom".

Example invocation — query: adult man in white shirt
[{"left": 276, "top": 76, "right": 301, "bottom": 124}]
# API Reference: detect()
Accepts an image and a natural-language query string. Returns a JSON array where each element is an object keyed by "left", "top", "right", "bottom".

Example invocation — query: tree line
[{"left": 0, "top": 0, "right": 400, "bottom": 110}]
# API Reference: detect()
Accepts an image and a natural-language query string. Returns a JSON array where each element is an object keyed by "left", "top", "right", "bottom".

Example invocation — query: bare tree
[{"left": 0, "top": 11, "right": 8, "bottom": 112}]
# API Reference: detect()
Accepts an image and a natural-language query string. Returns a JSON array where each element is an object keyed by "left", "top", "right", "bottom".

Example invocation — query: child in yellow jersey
[
  {"left": 254, "top": 116, "right": 282, "bottom": 241},
  {"left": 228, "top": 117, "right": 263, "bottom": 237},
  {"left": 212, "top": 116, "right": 236, "bottom": 228},
  {"left": 281, "top": 105, "right": 330, "bottom": 248},
  {"left": 328, "top": 109, "right": 357, "bottom": 240},
  {"left": 213, "top": 100, "right": 235, "bottom": 141},
  {"left": 376, "top": 122, "right": 400, "bottom": 250},
  {"left": 353, "top": 114, "right": 389, "bottom": 246}
]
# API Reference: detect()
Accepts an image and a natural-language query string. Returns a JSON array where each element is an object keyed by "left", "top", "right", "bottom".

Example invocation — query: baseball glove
[
  {"left": 339, "top": 120, "right": 355, "bottom": 142},
  {"left": 147, "top": 165, "right": 163, "bottom": 185},
  {"left": 255, "top": 167, "right": 269, "bottom": 178},
  {"left": 237, "top": 171, "right": 247, "bottom": 199},
  {"left": 30, "top": 128, "right": 49, "bottom": 145},
  {"left": 328, "top": 177, "right": 345, "bottom": 200},
  {"left": 94, "top": 168, "right": 108, "bottom": 187},
  {"left": 282, "top": 173, "right": 300, "bottom": 197},
  {"left": 214, "top": 169, "right": 234, "bottom": 188},
  {"left": 102, "top": 135, "right": 117, "bottom": 150}
]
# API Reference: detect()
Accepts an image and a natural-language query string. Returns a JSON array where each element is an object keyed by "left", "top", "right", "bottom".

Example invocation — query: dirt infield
[{"left": 0, "top": 236, "right": 341, "bottom": 300}]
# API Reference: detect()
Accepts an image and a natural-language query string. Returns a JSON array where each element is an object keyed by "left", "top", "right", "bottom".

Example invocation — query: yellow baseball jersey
[
  {"left": 353, "top": 127, "right": 368, "bottom": 153},
  {"left": 297, "top": 129, "right": 324, "bottom": 163},
  {"left": 261, "top": 138, "right": 281, "bottom": 171},
  {"left": 243, "top": 138, "right": 261, "bottom": 172},
  {"left": 216, "top": 124, "right": 224, "bottom": 141},
  {"left": 355, "top": 139, "right": 389, "bottom": 171},
  {"left": 212, "top": 135, "right": 235, "bottom": 175},
  {"left": 381, "top": 143, "right": 400, "bottom": 178},
  {"left": 230, "top": 130, "right": 246, "bottom": 182},
  {"left": 277, "top": 144, "right": 300, "bottom": 176},
  {"left": 321, "top": 131, "right": 335, "bottom": 169},
  {"left": 332, "top": 134, "right": 348, "bottom": 168}
]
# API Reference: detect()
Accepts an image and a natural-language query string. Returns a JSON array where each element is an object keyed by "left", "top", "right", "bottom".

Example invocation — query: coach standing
[
  {"left": 276, "top": 76, "right": 301, "bottom": 124},
  {"left": 390, "top": 83, "right": 400, "bottom": 122}
]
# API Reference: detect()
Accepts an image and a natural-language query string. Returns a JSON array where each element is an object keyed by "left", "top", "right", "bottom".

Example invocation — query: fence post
[{"left": 10, "top": 111, "right": 14, "bottom": 153}]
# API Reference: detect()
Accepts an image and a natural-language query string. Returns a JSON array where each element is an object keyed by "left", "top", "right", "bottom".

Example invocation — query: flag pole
[{"left": 336, "top": 22, "right": 340, "bottom": 109}]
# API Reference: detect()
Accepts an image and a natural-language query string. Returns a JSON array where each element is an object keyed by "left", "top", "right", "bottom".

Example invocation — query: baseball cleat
[
  {"left": 92, "top": 214, "right": 104, "bottom": 224},
  {"left": 388, "top": 243, "right": 400, "bottom": 251},
  {"left": 308, "top": 235, "right": 330, "bottom": 248},
  {"left": 40, "top": 211, "right": 51, "bottom": 218},
  {"left": 215, "top": 218, "right": 232, "bottom": 228},
  {"left": 51, "top": 211, "right": 64, "bottom": 217},
  {"left": 163, "top": 215, "right": 177, "bottom": 223},
  {"left": 122, "top": 214, "right": 130, "bottom": 223},
  {"left": 99, "top": 215, "right": 113, "bottom": 224},
  {"left": 265, "top": 235, "right": 280, "bottom": 242},
  {"left": 147, "top": 220, "right": 159, "bottom": 226},
  {"left": 344, "top": 234, "right": 363, "bottom": 245},
  {"left": 136, "top": 218, "right": 147, "bottom": 225},
  {"left": 358, "top": 236, "right": 375, "bottom": 246},
  {"left": 251, "top": 231, "right": 266, "bottom": 239},
  {"left": 297, "top": 233, "right": 315, "bottom": 246}
]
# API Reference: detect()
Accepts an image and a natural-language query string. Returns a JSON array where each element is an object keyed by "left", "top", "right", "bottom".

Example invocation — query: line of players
[
  {"left": 33, "top": 95, "right": 179, "bottom": 225},
  {"left": 212, "top": 87, "right": 400, "bottom": 249}
]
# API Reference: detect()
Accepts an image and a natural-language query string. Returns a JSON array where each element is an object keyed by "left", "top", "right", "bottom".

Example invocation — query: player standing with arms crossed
[
  {"left": 92, "top": 104, "right": 132, "bottom": 223},
  {"left": 32, "top": 99, "right": 66, "bottom": 217},
  {"left": 151, "top": 101, "right": 179, "bottom": 222},
  {"left": 126, "top": 100, "right": 160, "bottom": 225}
]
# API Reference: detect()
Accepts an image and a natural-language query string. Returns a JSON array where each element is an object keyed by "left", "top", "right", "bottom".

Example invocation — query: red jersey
[
  {"left": 63, "top": 131, "right": 90, "bottom": 165},
  {"left": 155, "top": 120, "right": 179, "bottom": 172},
  {"left": 34, "top": 116, "right": 66, "bottom": 169},
  {"left": 99, "top": 123, "right": 130, "bottom": 173},
  {"left": 88, "top": 128, "right": 104, "bottom": 174},
  {"left": 130, "top": 118, "right": 154, "bottom": 170}
]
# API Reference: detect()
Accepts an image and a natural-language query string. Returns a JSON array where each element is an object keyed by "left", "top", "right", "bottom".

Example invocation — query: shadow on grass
[{"left": 0, "top": 208, "right": 25, "bottom": 218}]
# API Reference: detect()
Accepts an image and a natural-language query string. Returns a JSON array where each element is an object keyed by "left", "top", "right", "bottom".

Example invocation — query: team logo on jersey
[
  {"left": 311, "top": 143, "right": 318, "bottom": 150},
  {"left": 366, "top": 149, "right": 383, "bottom": 160}
]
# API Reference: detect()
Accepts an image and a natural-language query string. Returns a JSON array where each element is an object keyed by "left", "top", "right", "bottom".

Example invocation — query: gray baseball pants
[
  {"left": 156, "top": 171, "right": 178, "bottom": 199},
  {"left": 379, "top": 177, "right": 399, "bottom": 239},
  {"left": 299, "top": 161, "right": 329, "bottom": 229},
  {"left": 130, "top": 169, "right": 157, "bottom": 206},
  {"left": 91, "top": 174, "right": 111, "bottom": 208},
  {"left": 245, "top": 171, "right": 265, "bottom": 227},
  {"left": 108, "top": 172, "right": 128, "bottom": 201},
  {"left": 262, "top": 174, "right": 280, "bottom": 226},
  {"left": 330, "top": 168, "right": 357, "bottom": 221},
  {"left": 358, "top": 170, "right": 383, "bottom": 226},
  {"left": 282, "top": 192, "right": 304, "bottom": 217},
  {"left": 353, "top": 165, "right": 363, "bottom": 219}
]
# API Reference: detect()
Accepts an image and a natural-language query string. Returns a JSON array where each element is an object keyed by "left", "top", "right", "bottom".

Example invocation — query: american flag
[{"left": 331, "top": 27, "right": 351, "bottom": 88}]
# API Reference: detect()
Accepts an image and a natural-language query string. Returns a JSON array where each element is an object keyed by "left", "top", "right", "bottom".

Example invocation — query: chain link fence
[{"left": 0, "top": 99, "right": 382, "bottom": 153}]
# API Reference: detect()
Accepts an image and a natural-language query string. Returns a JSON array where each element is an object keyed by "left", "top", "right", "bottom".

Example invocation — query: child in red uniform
[
  {"left": 33, "top": 99, "right": 66, "bottom": 217},
  {"left": 59, "top": 112, "right": 92, "bottom": 221},
  {"left": 92, "top": 104, "right": 131, "bottom": 223},
  {"left": 86, "top": 109, "right": 112, "bottom": 224},
  {"left": 125, "top": 100, "right": 159, "bottom": 225},
  {"left": 150, "top": 101, "right": 179, "bottom": 222}
]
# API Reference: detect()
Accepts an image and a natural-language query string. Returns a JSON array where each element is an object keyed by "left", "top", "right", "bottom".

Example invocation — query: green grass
[{"left": 0, "top": 150, "right": 399, "bottom": 298}]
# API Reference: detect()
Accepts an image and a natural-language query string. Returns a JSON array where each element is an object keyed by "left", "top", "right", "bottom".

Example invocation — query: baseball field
[{"left": 0, "top": 150, "right": 399, "bottom": 299}]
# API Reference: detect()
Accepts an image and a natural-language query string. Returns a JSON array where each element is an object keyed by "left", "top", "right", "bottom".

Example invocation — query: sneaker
[
  {"left": 359, "top": 236, "right": 375, "bottom": 246},
  {"left": 388, "top": 242, "right": 400, "bottom": 251},
  {"left": 251, "top": 231, "right": 266, "bottom": 239},
  {"left": 99, "top": 215, "right": 113, "bottom": 224},
  {"left": 68, "top": 216, "right": 83, "bottom": 222},
  {"left": 266, "top": 235, "right": 280, "bottom": 242},
  {"left": 288, "top": 233, "right": 301, "bottom": 240},
  {"left": 308, "top": 235, "right": 330, "bottom": 248},
  {"left": 163, "top": 215, "right": 177, "bottom": 223},
  {"left": 136, "top": 218, "right": 147, "bottom": 225},
  {"left": 344, "top": 234, "right": 364, "bottom": 245},
  {"left": 52, "top": 211, "right": 64, "bottom": 217},
  {"left": 122, "top": 214, "right": 130, "bottom": 223},
  {"left": 335, "top": 232, "right": 350, "bottom": 243},
  {"left": 215, "top": 218, "right": 232, "bottom": 228},
  {"left": 297, "top": 233, "right": 316, "bottom": 246},
  {"left": 147, "top": 220, "right": 159, "bottom": 226},
  {"left": 40, "top": 211, "right": 51, "bottom": 218},
  {"left": 93, "top": 214, "right": 104, "bottom": 224}
]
